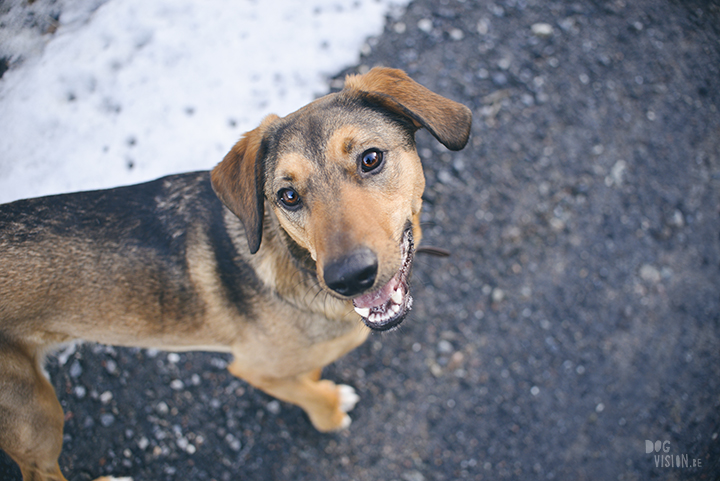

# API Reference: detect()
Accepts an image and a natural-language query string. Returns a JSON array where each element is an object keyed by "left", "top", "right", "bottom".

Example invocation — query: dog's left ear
[
  {"left": 343, "top": 67, "right": 472, "bottom": 151},
  {"left": 211, "top": 114, "right": 279, "bottom": 254}
]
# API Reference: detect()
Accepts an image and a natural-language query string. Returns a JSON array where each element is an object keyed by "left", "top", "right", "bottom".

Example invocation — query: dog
[{"left": 0, "top": 67, "right": 471, "bottom": 481}]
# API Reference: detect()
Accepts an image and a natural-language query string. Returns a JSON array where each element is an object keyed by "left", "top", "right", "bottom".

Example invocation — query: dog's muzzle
[{"left": 351, "top": 229, "right": 415, "bottom": 331}]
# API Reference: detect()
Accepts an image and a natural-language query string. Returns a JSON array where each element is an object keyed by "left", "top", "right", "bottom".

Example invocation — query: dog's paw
[
  {"left": 308, "top": 381, "right": 360, "bottom": 431},
  {"left": 340, "top": 413, "right": 352, "bottom": 429},
  {"left": 338, "top": 384, "right": 360, "bottom": 413}
]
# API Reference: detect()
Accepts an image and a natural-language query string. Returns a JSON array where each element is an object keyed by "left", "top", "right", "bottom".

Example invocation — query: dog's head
[{"left": 212, "top": 67, "right": 471, "bottom": 330}]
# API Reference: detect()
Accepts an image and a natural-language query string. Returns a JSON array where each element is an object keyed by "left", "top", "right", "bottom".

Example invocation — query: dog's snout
[{"left": 324, "top": 249, "right": 378, "bottom": 297}]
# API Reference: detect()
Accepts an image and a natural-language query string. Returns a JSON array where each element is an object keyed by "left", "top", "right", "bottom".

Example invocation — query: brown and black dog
[{"left": 0, "top": 67, "right": 471, "bottom": 481}]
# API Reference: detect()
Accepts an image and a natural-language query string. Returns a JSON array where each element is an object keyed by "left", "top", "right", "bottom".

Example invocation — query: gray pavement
[{"left": 2, "top": 0, "right": 719, "bottom": 480}]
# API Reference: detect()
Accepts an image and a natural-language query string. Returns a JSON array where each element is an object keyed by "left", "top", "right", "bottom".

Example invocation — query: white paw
[{"left": 338, "top": 384, "right": 360, "bottom": 413}]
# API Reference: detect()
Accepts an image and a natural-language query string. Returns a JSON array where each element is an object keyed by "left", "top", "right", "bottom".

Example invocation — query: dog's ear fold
[
  {"left": 211, "top": 114, "right": 279, "bottom": 254},
  {"left": 343, "top": 67, "right": 472, "bottom": 151}
]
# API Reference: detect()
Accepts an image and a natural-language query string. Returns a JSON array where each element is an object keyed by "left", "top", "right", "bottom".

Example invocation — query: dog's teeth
[
  {"left": 354, "top": 306, "right": 370, "bottom": 318},
  {"left": 391, "top": 288, "right": 403, "bottom": 305}
]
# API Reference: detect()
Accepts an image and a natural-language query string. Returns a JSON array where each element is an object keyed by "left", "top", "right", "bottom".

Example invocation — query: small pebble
[
  {"left": 69, "top": 360, "right": 83, "bottom": 378},
  {"left": 156, "top": 401, "right": 169, "bottom": 415},
  {"left": 105, "top": 359, "right": 117, "bottom": 374},
  {"left": 492, "top": 288, "right": 505, "bottom": 303},
  {"left": 74, "top": 386, "right": 86, "bottom": 399},
  {"left": 267, "top": 400, "right": 281, "bottom": 415},
  {"left": 531, "top": 23, "right": 554, "bottom": 37},
  {"left": 640, "top": 264, "right": 661, "bottom": 283},
  {"left": 100, "top": 413, "right": 115, "bottom": 427},
  {"left": 449, "top": 28, "right": 464, "bottom": 41},
  {"left": 438, "top": 340, "right": 453, "bottom": 354},
  {"left": 417, "top": 18, "right": 433, "bottom": 33}
]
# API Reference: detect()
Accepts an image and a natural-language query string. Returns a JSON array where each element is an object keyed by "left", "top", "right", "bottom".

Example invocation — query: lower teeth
[
  {"left": 355, "top": 298, "right": 404, "bottom": 323},
  {"left": 354, "top": 289, "right": 404, "bottom": 321}
]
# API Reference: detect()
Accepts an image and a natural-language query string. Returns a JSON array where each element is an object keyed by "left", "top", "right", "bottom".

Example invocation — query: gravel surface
[{"left": 2, "top": 0, "right": 720, "bottom": 480}]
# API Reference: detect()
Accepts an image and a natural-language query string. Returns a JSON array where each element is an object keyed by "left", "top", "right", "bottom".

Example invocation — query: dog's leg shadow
[{"left": 227, "top": 363, "right": 360, "bottom": 432}]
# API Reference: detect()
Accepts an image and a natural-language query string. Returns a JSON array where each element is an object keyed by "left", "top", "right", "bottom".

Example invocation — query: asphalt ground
[{"left": 2, "top": 0, "right": 720, "bottom": 480}]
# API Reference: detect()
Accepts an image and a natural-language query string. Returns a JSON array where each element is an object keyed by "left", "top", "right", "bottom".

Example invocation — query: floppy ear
[
  {"left": 343, "top": 67, "right": 472, "bottom": 151},
  {"left": 211, "top": 114, "right": 279, "bottom": 254}
]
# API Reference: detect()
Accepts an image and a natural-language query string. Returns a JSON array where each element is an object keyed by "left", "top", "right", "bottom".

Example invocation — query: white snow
[{"left": 0, "top": 0, "right": 409, "bottom": 204}]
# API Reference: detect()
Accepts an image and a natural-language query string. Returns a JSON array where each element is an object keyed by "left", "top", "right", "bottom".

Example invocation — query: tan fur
[{"left": 0, "top": 67, "right": 471, "bottom": 481}]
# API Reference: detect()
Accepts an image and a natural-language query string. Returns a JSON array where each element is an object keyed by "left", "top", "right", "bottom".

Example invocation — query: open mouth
[{"left": 352, "top": 229, "right": 415, "bottom": 331}]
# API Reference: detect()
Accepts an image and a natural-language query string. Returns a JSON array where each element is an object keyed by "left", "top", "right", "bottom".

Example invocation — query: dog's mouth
[{"left": 352, "top": 229, "right": 414, "bottom": 331}]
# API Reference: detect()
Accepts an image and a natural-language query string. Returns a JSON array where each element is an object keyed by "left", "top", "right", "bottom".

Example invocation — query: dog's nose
[{"left": 323, "top": 248, "right": 378, "bottom": 297}]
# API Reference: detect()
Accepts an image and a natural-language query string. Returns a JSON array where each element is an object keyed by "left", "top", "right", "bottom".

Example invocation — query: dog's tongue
[{"left": 353, "top": 274, "right": 401, "bottom": 310}]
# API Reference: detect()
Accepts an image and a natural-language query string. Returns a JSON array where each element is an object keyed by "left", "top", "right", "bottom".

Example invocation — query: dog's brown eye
[
  {"left": 360, "top": 149, "right": 384, "bottom": 173},
  {"left": 278, "top": 188, "right": 301, "bottom": 209}
]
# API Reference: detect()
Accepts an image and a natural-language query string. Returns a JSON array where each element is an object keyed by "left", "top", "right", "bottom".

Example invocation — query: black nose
[{"left": 323, "top": 248, "right": 378, "bottom": 297}]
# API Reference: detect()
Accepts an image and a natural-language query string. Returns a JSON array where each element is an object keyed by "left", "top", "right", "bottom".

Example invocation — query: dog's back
[{"left": 0, "top": 171, "right": 260, "bottom": 348}]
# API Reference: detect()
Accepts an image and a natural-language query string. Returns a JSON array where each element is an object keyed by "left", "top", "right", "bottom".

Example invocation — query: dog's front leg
[{"left": 226, "top": 362, "right": 359, "bottom": 432}]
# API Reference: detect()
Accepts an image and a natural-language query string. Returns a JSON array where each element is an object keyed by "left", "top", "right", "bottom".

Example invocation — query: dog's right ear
[{"left": 211, "top": 114, "right": 279, "bottom": 254}]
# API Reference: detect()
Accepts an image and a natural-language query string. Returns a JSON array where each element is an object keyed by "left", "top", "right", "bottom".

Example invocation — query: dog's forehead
[{"left": 268, "top": 94, "right": 413, "bottom": 166}]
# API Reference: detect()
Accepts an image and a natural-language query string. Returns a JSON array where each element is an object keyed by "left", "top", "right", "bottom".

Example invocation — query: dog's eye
[
  {"left": 278, "top": 188, "right": 301, "bottom": 209},
  {"left": 360, "top": 149, "right": 384, "bottom": 173}
]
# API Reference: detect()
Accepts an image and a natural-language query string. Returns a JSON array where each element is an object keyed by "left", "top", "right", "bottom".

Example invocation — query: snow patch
[{"left": 0, "top": 0, "right": 409, "bottom": 203}]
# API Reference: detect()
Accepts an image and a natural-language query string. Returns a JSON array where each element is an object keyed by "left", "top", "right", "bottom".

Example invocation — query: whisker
[
  {"left": 308, "top": 282, "right": 328, "bottom": 306},
  {"left": 416, "top": 246, "right": 451, "bottom": 257},
  {"left": 340, "top": 307, "right": 359, "bottom": 322}
]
